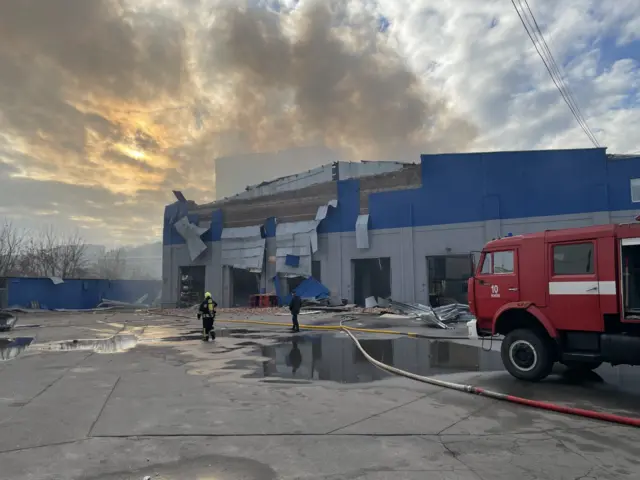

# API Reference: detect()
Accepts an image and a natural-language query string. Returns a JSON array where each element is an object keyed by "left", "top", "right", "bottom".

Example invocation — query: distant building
[{"left": 163, "top": 148, "right": 640, "bottom": 308}]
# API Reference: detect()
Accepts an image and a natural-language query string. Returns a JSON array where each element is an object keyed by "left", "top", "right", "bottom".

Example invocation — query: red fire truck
[{"left": 468, "top": 220, "right": 640, "bottom": 381}]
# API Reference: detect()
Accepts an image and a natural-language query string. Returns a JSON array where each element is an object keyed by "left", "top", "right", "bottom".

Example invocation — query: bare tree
[
  {"left": 96, "top": 248, "right": 127, "bottom": 280},
  {"left": 0, "top": 220, "right": 25, "bottom": 276},
  {"left": 17, "top": 226, "right": 88, "bottom": 278}
]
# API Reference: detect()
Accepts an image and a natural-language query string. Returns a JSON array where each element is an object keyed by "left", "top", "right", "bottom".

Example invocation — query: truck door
[
  {"left": 547, "top": 241, "right": 602, "bottom": 332},
  {"left": 474, "top": 249, "right": 520, "bottom": 321}
]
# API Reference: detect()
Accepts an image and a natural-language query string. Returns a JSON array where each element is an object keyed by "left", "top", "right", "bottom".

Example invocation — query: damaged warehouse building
[{"left": 162, "top": 147, "right": 640, "bottom": 308}]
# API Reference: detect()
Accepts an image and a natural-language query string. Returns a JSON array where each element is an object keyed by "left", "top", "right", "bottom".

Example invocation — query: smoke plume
[
  {"left": 0, "top": 0, "right": 476, "bottom": 209},
  {"left": 202, "top": 1, "right": 476, "bottom": 160}
]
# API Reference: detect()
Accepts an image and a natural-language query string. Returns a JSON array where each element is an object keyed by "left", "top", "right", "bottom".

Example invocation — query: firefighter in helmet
[{"left": 197, "top": 292, "right": 218, "bottom": 341}]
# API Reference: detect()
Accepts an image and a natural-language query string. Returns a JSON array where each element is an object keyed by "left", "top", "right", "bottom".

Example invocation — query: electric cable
[
  {"left": 519, "top": 0, "right": 599, "bottom": 147},
  {"left": 510, "top": 0, "right": 601, "bottom": 148}
]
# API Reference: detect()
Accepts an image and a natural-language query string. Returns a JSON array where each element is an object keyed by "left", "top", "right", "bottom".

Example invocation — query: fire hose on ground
[{"left": 156, "top": 310, "right": 640, "bottom": 428}]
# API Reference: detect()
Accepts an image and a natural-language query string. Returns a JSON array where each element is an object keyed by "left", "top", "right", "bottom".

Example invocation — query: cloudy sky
[{"left": 0, "top": 0, "right": 638, "bottom": 246}]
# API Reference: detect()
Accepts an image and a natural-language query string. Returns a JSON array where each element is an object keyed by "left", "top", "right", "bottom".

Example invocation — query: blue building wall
[
  {"left": 7, "top": 278, "right": 162, "bottom": 310},
  {"left": 163, "top": 148, "right": 640, "bottom": 246}
]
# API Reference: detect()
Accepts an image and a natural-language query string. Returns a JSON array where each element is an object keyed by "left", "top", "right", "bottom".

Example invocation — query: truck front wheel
[{"left": 501, "top": 329, "right": 554, "bottom": 382}]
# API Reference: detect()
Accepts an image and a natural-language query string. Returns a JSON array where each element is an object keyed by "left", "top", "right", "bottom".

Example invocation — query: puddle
[
  {"left": 33, "top": 334, "right": 138, "bottom": 354},
  {"left": 230, "top": 333, "right": 505, "bottom": 384},
  {"left": 159, "top": 328, "right": 283, "bottom": 343},
  {"left": 0, "top": 337, "right": 34, "bottom": 361}
]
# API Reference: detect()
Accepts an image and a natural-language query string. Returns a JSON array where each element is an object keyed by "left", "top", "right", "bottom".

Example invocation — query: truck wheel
[{"left": 501, "top": 329, "right": 554, "bottom": 382}]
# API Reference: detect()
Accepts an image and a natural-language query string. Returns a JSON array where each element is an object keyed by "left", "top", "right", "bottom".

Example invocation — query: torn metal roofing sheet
[
  {"left": 275, "top": 200, "right": 337, "bottom": 277},
  {"left": 356, "top": 214, "right": 370, "bottom": 249},
  {"left": 221, "top": 225, "right": 266, "bottom": 272},
  {"left": 174, "top": 216, "right": 209, "bottom": 261},
  {"left": 315, "top": 199, "right": 338, "bottom": 222}
]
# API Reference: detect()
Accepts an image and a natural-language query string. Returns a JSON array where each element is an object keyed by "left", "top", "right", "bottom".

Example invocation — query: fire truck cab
[{"left": 468, "top": 221, "right": 640, "bottom": 381}]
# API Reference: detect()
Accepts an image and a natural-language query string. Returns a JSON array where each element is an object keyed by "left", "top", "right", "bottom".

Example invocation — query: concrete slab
[
  {"left": 0, "top": 368, "right": 118, "bottom": 452},
  {"left": 90, "top": 365, "right": 437, "bottom": 436}
]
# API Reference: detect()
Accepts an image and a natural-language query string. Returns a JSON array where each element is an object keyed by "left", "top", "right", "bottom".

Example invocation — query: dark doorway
[
  {"left": 312, "top": 260, "right": 322, "bottom": 282},
  {"left": 427, "top": 254, "right": 474, "bottom": 306},
  {"left": 286, "top": 276, "right": 305, "bottom": 295},
  {"left": 231, "top": 268, "right": 260, "bottom": 307},
  {"left": 352, "top": 258, "right": 391, "bottom": 306},
  {"left": 179, "top": 266, "right": 205, "bottom": 307}
]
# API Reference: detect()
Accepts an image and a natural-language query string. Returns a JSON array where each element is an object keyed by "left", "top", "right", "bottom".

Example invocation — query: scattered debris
[
  {"left": 365, "top": 296, "right": 378, "bottom": 308},
  {"left": 285, "top": 277, "right": 329, "bottom": 304},
  {"left": 0, "top": 311, "right": 18, "bottom": 331},
  {"left": 384, "top": 301, "right": 476, "bottom": 329},
  {"left": 97, "top": 297, "right": 150, "bottom": 309},
  {"left": 276, "top": 310, "right": 322, "bottom": 316}
]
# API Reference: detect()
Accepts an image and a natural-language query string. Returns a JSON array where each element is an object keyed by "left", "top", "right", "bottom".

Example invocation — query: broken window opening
[
  {"left": 427, "top": 254, "right": 474, "bottom": 306},
  {"left": 352, "top": 257, "right": 391, "bottom": 307},
  {"left": 179, "top": 266, "right": 205, "bottom": 307},
  {"left": 231, "top": 268, "right": 260, "bottom": 307},
  {"left": 312, "top": 260, "right": 322, "bottom": 283},
  {"left": 286, "top": 276, "right": 306, "bottom": 295}
]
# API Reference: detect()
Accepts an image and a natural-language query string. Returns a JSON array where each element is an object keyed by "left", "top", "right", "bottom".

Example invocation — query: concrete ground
[{"left": 1, "top": 311, "right": 640, "bottom": 479}]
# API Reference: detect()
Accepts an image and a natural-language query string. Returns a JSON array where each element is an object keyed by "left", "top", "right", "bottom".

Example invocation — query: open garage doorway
[
  {"left": 427, "top": 254, "right": 474, "bottom": 306},
  {"left": 231, "top": 268, "right": 260, "bottom": 307},
  {"left": 352, "top": 258, "right": 391, "bottom": 306},
  {"left": 286, "top": 276, "right": 305, "bottom": 295},
  {"left": 286, "top": 261, "right": 321, "bottom": 296},
  {"left": 179, "top": 266, "right": 205, "bottom": 307}
]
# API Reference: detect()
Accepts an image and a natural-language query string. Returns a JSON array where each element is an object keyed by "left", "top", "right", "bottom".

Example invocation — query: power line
[
  {"left": 519, "top": 0, "right": 599, "bottom": 146},
  {"left": 510, "top": 0, "right": 601, "bottom": 148}
]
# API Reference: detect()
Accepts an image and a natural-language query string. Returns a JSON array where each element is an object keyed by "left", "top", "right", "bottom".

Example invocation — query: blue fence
[{"left": 6, "top": 277, "right": 162, "bottom": 310}]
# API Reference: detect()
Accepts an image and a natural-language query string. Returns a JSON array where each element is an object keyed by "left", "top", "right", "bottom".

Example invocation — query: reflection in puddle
[
  {"left": 33, "top": 334, "right": 138, "bottom": 354},
  {"left": 0, "top": 337, "right": 34, "bottom": 361},
  {"left": 232, "top": 334, "right": 505, "bottom": 384},
  {"left": 159, "top": 328, "right": 279, "bottom": 343}
]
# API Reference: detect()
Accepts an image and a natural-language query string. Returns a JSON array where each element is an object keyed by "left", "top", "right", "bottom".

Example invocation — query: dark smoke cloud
[
  {"left": 203, "top": 1, "right": 477, "bottom": 160},
  {"left": 0, "top": 0, "right": 187, "bottom": 100},
  {"left": 0, "top": 0, "right": 476, "bottom": 243},
  {"left": 0, "top": 0, "right": 192, "bottom": 203}
]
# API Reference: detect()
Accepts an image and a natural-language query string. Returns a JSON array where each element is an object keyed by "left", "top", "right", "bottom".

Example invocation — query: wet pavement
[
  {"left": 230, "top": 333, "right": 505, "bottom": 384},
  {"left": 1, "top": 311, "right": 640, "bottom": 479}
]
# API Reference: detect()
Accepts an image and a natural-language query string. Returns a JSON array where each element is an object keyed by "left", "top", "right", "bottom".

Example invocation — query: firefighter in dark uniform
[
  {"left": 198, "top": 292, "right": 218, "bottom": 341},
  {"left": 289, "top": 290, "right": 302, "bottom": 333}
]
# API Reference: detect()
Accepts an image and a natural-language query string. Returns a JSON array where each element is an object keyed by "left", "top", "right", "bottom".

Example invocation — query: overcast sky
[{"left": 0, "top": 0, "right": 638, "bottom": 246}]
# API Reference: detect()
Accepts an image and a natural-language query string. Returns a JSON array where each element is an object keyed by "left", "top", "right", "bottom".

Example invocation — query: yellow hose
[{"left": 153, "top": 311, "right": 463, "bottom": 339}]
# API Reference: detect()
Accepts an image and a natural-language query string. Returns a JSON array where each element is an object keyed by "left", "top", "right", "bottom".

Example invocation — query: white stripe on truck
[{"left": 549, "top": 281, "right": 616, "bottom": 295}]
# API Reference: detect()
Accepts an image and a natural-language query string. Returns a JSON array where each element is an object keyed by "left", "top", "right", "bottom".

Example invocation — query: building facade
[{"left": 162, "top": 148, "right": 640, "bottom": 308}]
